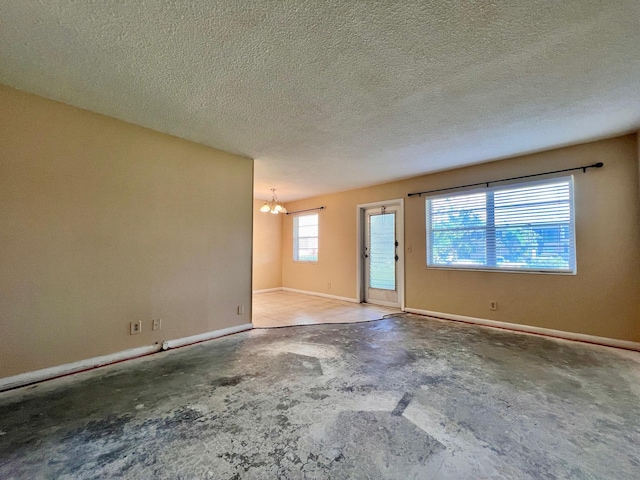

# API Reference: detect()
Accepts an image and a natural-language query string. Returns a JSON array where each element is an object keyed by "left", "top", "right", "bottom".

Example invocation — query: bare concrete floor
[{"left": 1, "top": 315, "right": 639, "bottom": 479}]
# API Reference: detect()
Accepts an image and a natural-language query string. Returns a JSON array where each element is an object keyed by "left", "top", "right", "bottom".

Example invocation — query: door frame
[{"left": 356, "top": 198, "right": 405, "bottom": 310}]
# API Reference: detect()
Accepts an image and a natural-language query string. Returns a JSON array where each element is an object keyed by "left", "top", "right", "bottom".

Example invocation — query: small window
[
  {"left": 293, "top": 213, "right": 318, "bottom": 262},
  {"left": 426, "top": 177, "right": 576, "bottom": 273}
]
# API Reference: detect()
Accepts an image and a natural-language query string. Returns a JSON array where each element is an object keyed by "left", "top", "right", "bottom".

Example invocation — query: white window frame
[
  {"left": 293, "top": 213, "right": 319, "bottom": 262},
  {"left": 425, "top": 176, "right": 576, "bottom": 274}
]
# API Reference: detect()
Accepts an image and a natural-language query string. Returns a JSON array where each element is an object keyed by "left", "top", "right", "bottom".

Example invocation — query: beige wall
[
  {"left": 252, "top": 199, "right": 282, "bottom": 291},
  {"left": 283, "top": 135, "right": 640, "bottom": 342},
  {"left": 0, "top": 85, "right": 253, "bottom": 378}
]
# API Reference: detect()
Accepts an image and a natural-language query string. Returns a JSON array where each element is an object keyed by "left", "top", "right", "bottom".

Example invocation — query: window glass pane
[
  {"left": 298, "top": 225, "right": 318, "bottom": 238},
  {"left": 430, "top": 193, "right": 486, "bottom": 229},
  {"left": 297, "top": 249, "right": 318, "bottom": 261},
  {"left": 297, "top": 215, "right": 318, "bottom": 227},
  {"left": 298, "top": 237, "right": 318, "bottom": 249},
  {"left": 369, "top": 213, "right": 395, "bottom": 290},
  {"left": 426, "top": 177, "right": 575, "bottom": 273},
  {"left": 430, "top": 229, "right": 487, "bottom": 265},
  {"left": 294, "top": 214, "right": 318, "bottom": 262}
]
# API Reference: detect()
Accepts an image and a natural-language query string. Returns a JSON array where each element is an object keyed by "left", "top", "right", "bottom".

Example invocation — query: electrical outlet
[
  {"left": 130, "top": 321, "right": 142, "bottom": 335},
  {"left": 490, "top": 301, "right": 498, "bottom": 311},
  {"left": 152, "top": 318, "right": 161, "bottom": 331},
  {"left": 237, "top": 305, "right": 245, "bottom": 315}
]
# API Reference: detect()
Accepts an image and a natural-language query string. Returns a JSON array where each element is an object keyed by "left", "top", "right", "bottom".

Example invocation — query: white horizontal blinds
[
  {"left": 369, "top": 213, "right": 396, "bottom": 290},
  {"left": 493, "top": 181, "right": 574, "bottom": 271},
  {"left": 427, "top": 177, "right": 575, "bottom": 273},
  {"left": 429, "top": 193, "right": 487, "bottom": 266},
  {"left": 294, "top": 213, "right": 318, "bottom": 261}
]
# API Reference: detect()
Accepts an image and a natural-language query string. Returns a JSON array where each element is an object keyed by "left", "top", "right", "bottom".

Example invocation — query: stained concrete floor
[{"left": 1, "top": 315, "right": 639, "bottom": 479}]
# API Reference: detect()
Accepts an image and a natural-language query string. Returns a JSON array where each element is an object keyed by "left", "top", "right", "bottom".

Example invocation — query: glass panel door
[{"left": 364, "top": 206, "right": 399, "bottom": 307}]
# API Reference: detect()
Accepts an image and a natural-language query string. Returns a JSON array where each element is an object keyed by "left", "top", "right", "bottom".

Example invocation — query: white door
[{"left": 363, "top": 205, "right": 400, "bottom": 307}]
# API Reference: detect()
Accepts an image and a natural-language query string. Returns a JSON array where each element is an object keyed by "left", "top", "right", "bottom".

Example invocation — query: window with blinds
[
  {"left": 426, "top": 176, "right": 576, "bottom": 273},
  {"left": 293, "top": 213, "right": 319, "bottom": 262}
]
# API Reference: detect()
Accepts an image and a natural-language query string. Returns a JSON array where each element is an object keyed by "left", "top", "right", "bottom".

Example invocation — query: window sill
[{"left": 426, "top": 265, "right": 576, "bottom": 275}]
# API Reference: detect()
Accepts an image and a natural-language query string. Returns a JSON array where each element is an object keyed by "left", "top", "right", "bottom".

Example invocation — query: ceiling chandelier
[{"left": 260, "top": 188, "right": 287, "bottom": 214}]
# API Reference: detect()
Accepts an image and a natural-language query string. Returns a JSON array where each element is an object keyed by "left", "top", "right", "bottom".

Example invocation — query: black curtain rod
[
  {"left": 285, "top": 206, "right": 325, "bottom": 215},
  {"left": 407, "top": 162, "right": 604, "bottom": 197}
]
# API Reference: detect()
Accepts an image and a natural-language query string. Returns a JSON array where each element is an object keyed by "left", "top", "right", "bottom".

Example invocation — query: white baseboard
[
  {"left": 404, "top": 308, "right": 640, "bottom": 352},
  {"left": 0, "top": 344, "right": 160, "bottom": 393},
  {"left": 282, "top": 287, "right": 359, "bottom": 303},
  {"left": 165, "top": 323, "right": 253, "bottom": 349},
  {"left": 252, "top": 287, "right": 283, "bottom": 294},
  {"left": 0, "top": 323, "right": 254, "bottom": 392}
]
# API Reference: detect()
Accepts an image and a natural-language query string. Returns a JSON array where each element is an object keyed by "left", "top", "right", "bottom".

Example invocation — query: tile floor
[{"left": 252, "top": 290, "right": 400, "bottom": 327}]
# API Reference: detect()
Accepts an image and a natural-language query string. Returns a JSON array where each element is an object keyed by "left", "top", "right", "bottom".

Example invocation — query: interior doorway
[{"left": 357, "top": 199, "right": 404, "bottom": 309}]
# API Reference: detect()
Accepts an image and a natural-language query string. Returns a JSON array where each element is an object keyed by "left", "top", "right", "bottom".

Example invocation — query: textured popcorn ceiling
[{"left": 1, "top": 1, "right": 639, "bottom": 201}]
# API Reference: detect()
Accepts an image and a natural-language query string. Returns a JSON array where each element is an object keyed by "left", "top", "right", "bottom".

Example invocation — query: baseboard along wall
[
  {"left": 281, "top": 287, "right": 359, "bottom": 303},
  {"left": 0, "top": 323, "right": 253, "bottom": 393},
  {"left": 253, "top": 286, "right": 360, "bottom": 303},
  {"left": 252, "top": 288, "right": 640, "bottom": 352},
  {"left": 7, "top": 300, "right": 636, "bottom": 393},
  {"left": 252, "top": 287, "right": 283, "bottom": 294},
  {"left": 404, "top": 308, "right": 640, "bottom": 352}
]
